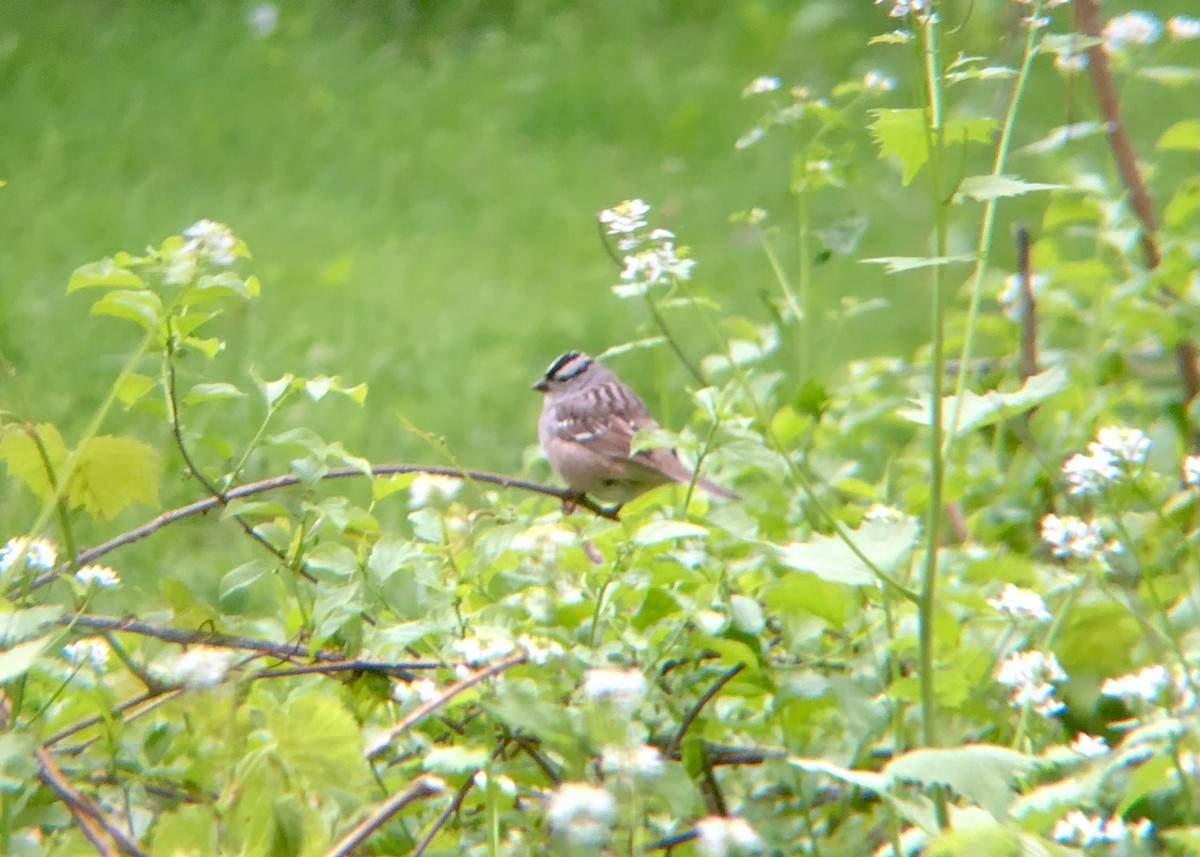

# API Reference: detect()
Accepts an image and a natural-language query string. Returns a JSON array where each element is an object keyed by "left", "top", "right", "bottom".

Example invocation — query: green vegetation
[{"left": 1, "top": 1, "right": 1199, "bottom": 855}]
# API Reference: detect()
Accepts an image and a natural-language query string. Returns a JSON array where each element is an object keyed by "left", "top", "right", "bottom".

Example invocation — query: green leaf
[
  {"left": 1157, "top": 119, "right": 1200, "bottom": 152},
  {"left": 729, "top": 594, "right": 765, "bottom": 634},
  {"left": 115, "top": 372, "right": 158, "bottom": 407},
  {"left": 775, "top": 516, "right": 919, "bottom": 586},
  {"left": 219, "top": 560, "right": 274, "bottom": 600},
  {"left": 269, "top": 692, "right": 372, "bottom": 794},
  {"left": 67, "top": 258, "right": 144, "bottom": 292},
  {"left": 861, "top": 254, "right": 975, "bottom": 273},
  {"left": 0, "top": 607, "right": 65, "bottom": 646},
  {"left": 183, "top": 382, "right": 245, "bottom": 405},
  {"left": 899, "top": 367, "right": 1067, "bottom": 434},
  {"left": 945, "top": 116, "right": 998, "bottom": 147},
  {"left": 633, "top": 520, "right": 709, "bottom": 545},
  {"left": 423, "top": 745, "right": 490, "bottom": 774},
  {"left": 868, "top": 108, "right": 928, "bottom": 185},
  {"left": 0, "top": 422, "right": 70, "bottom": 503},
  {"left": 885, "top": 745, "right": 1039, "bottom": 821},
  {"left": 630, "top": 427, "right": 690, "bottom": 454},
  {"left": 68, "top": 435, "right": 161, "bottom": 519},
  {"left": 956, "top": 175, "right": 1067, "bottom": 202},
  {"left": 89, "top": 289, "right": 163, "bottom": 331},
  {"left": 1138, "top": 65, "right": 1200, "bottom": 87},
  {"left": 0, "top": 637, "right": 50, "bottom": 683}
]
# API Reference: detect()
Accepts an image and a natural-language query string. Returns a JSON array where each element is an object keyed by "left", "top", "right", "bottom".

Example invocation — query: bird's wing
[{"left": 549, "top": 381, "right": 661, "bottom": 462}]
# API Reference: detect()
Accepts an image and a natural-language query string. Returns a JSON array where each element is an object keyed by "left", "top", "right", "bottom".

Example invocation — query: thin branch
[
  {"left": 367, "top": 654, "right": 528, "bottom": 761},
  {"left": 22, "top": 465, "right": 619, "bottom": 593},
  {"left": 665, "top": 663, "right": 744, "bottom": 759},
  {"left": 1015, "top": 226, "right": 1039, "bottom": 381},
  {"left": 325, "top": 775, "right": 446, "bottom": 857},
  {"left": 411, "top": 773, "right": 477, "bottom": 857},
  {"left": 1075, "top": 0, "right": 1200, "bottom": 408},
  {"left": 1, "top": 692, "right": 150, "bottom": 857}
]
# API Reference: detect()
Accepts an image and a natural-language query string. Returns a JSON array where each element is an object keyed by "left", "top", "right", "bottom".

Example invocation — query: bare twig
[
  {"left": 22, "top": 465, "right": 619, "bottom": 593},
  {"left": 1075, "top": 0, "right": 1200, "bottom": 409},
  {"left": 411, "top": 774, "right": 477, "bottom": 857},
  {"left": 325, "top": 775, "right": 446, "bottom": 857},
  {"left": 2, "top": 692, "right": 150, "bottom": 857},
  {"left": 1015, "top": 226, "right": 1038, "bottom": 381},
  {"left": 665, "top": 663, "right": 744, "bottom": 759},
  {"left": 367, "top": 654, "right": 528, "bottom": 761}
]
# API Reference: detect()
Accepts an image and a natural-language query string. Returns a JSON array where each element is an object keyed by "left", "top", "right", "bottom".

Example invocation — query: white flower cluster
[
  {"left": 987, "top": 583, "right": 1050, "bottom": 622},
  {"left": 0, "top": 536, "right": 57, "bottom": 573},
  {"left": 1069, "top": 732, "right": 1110, "bottom": 758},
  {"left": 1061, "top": 426, "right": 1150, "bottom": 495},
  {"left": 1104, "top": 12, "right": 1161, "bottom": 50},
  {"left": 63, "top": 639, "right": 111, "bottom": 672},
  {"left": 164, "top": 219, "right": 240, "bottom": 285},
  {"left": 1053, "top": 811, "right": 1152, "bottom": 847},
  {"left": 583, "top": 667, "right": 648, "bottom": 713},
  {"left": 996, "top": 650, "right": 1067, "bottom": 718},
  {"left": 1101, "top": 664, "right": 1169, "bottom": 703},
  {"left": 1169, "top": 16, "right": 1200, "bottom": 40},
  {"left": 545, "top": 782, "right": 616, "bottom": 847},
  {"left": 694, "top": 816, "right": 765, "bottom": 856},
  {"left": 1040, "top": 514, "right": 1115, "bottom": 562},
  {"left": 75, "top": 564, "right": 120, "bottom": 588},
  {"left": 598, "top": 200, "right": 696, "bottom": 297}
]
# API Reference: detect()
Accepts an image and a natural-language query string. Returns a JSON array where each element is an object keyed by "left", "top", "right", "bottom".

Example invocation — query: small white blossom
[
  {"left": 1062, "top": 450, "right": 1119, "bottom": 495},
  {"left": 63, "top": 639, "right": 110, "bottom": 672},
  {"left": 74, "top": 564, "right": 120, "bottom": 588},
  {"left": 1092, "top": 426, "right": 1151, "bottom": 465},
  {"left": 1183, "top": 455, "right": 1200, "bottom": 487},
  {"left": 1069, "top": 733, "right": 1110, "bottom": 758},
  {"left": 598, "top": 199, "right": 650, "bottom": 236},
  {"left": 876, "top": 0, "right": 928, "bottom": 20},
  {"left": 407, "top": 474, "right": 462, "bottom": 509},
  {"left": 600, "top": 744, "right": 664, "bottom": 779},
  {"left": 392, "top": 677, "right": 439, "bottom": 705},
  {"left": 746, "top": 207, "right": 768, "bottom": 225},
  {"left": 1040, "top": 514, "right": 1114, "bottom": 561},
  {"left": 1168, "top": 16, "right": 1200, "bottom": 40},
  {"left": 987, "top": 584, "right": 1051, "bottom": 622},
  {"left": 694, "top": 816, "right": 765, "bottom": 857},
  {"left": 1053, "top": 810, "right": 1131, "bottom": 846},
  {"left": 182, "top": 219, "right": 239, "bottom": 266},
  {"left": 1101, "top": 664, "right": 1169, "bottom": 703},
  {"left": 743, "top": 76, "right": 781, "bottom": 96},
  {"left": 584, "top": 668, "right": 647, "bottom": 712},
  {"left": 158, "top": 646, "right": 237, "bottom": 688},
  {"left": 545, "top": 783, "right": 616, "bottom": 846},
  {"left": 1022, "top": 15, "right": 1050, "bottom": 30},
  {"left": 863, "top": 70, "right": 895, "bottom": 92},
  {"left": 1, "top": 536, "right": 57, "bottom": 572},
  {"left": 997, "top": 650, "right": 1068, "bottom": 718},
  {"left": 247, "top": 4, "right": 278, "bottom": 38},
  {"left": 1104, "top": 12, "right": 1161, "bottom": 51}
]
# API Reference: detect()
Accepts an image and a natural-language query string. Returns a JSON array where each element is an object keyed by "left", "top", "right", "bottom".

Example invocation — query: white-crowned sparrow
[{"left": 534, "top": 351, "right": 738, "bottom": 505}]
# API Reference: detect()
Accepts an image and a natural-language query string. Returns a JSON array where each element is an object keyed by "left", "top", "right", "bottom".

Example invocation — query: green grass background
[{"left": 1, "top": 0, "right": 1192, "bottom": 527}]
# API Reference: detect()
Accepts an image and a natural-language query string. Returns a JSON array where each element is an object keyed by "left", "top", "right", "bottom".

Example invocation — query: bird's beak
[{"left": 533, "top": 379, "right": 549, "bottom": 393}]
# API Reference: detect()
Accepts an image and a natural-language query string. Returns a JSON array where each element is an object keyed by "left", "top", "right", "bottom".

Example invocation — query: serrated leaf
[
  {"left": 861, "top": 254, "right": 976, "bottom": 273},
  {"left": 183, "top": 382, "right": 245, "bottom": 405},
  {"left": 269, "top": 692, "right": 371, "bottom": 795},
  {"left": 1157, "top": 120, "right": 1200, "bottom": 152},
  {"left": 775, "top": 517, "right": 919, "bottom": 586},
  {"left": 899, "top": 367, "right": 1067, "bottom": 434},
  {"left": 868, "top": 108, "right": 928, "bottom": 185},
  {"left": 0, "top": 637, "right": 50, "bottom": 683},
  {"left": 885, "top": 745, "right": 1039, "bottom": 821},
  {"left": 633, "top": 520, "right": 709, "bottom": 545},
  {"left": 957, "top": 175, "right": 1067, "bottom": 202},
  {"left": 67, "top": 259, "right": 144, "bottom": 292},
  {"left": 1018, "top": 121, "right": 1103, "bottom": 156},
  {"left": 68, "top": 435, "right": 161, "bottom": 519}
]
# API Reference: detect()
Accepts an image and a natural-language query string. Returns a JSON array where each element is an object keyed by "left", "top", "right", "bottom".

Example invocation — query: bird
[{"left": 533, "top": 350, "right": 738, "bottom": 507}]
